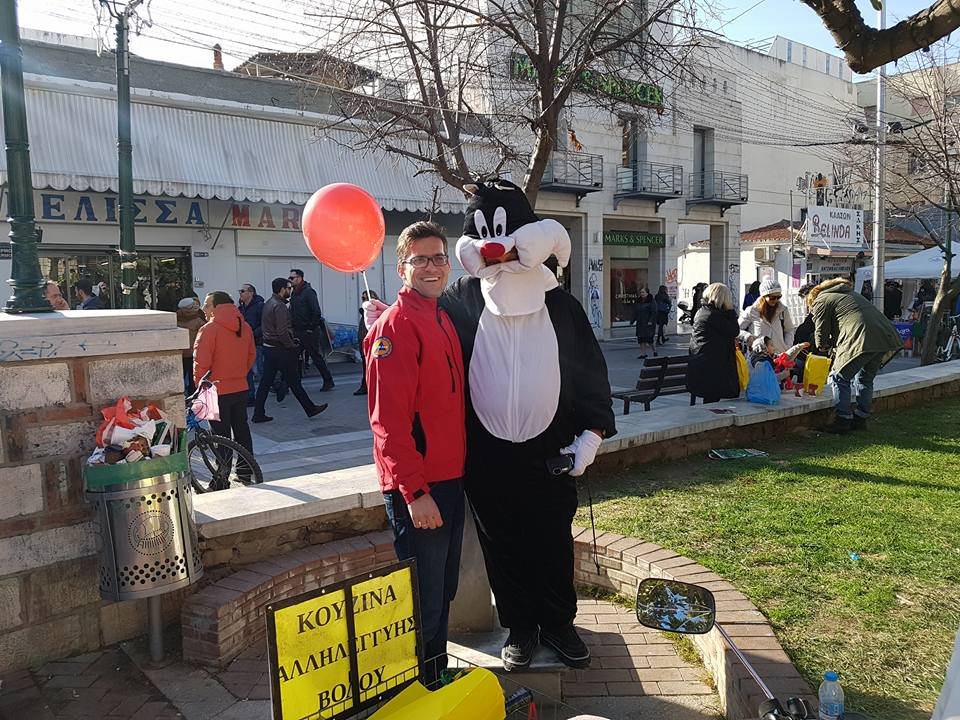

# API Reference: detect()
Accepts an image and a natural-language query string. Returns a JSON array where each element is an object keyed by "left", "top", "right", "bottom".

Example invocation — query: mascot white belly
[{"left": 469, "top": 306, "right": 560, "bottom": 442}]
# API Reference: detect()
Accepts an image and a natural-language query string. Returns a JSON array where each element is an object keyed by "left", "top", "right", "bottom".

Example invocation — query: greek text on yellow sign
[{"left": 268, "top": 564, "right": 420, "bottom": 720}]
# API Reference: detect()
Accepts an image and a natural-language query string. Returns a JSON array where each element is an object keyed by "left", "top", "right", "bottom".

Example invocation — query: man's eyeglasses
[
  {"left": 288, "top": 276, "right": 299, "bottom": 281},
  {"left": 403, "top": 254, "right": 450, "bottom": 268}
]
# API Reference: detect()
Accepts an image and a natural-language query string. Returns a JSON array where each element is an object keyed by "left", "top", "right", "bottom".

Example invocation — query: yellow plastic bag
[
  {"left": 735, "top": 347, "right": 749, "bottom": 392},
  {"left": 369, "top": 668, "right": 504, "bottom": 720},
  {"left": 802, "top": 354, "right": 832, "bottom": 395}
]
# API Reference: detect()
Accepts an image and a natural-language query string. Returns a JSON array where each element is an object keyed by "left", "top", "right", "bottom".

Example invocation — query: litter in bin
[{"left": 88, "top": 396, "right": 175, "bottom": 466}]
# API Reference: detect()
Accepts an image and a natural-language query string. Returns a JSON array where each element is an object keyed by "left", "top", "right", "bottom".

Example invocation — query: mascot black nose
[{"left": 480, "top": 241, "right": 506, "bottom": 260}]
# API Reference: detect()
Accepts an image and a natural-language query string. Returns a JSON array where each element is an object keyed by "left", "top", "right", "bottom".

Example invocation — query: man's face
[
  {"left": 399, "top": 237, "right": 450, "bottom": 299},
  {"left": 202, "top": 295, "right": 215, "bottom": 320},
  {"left": 44, "top": 283, "right": 63, "bottom": 305},
  {"left": 238, "top": 286, "right": 252, "bottom": 305},
  {"left": 289, "top": 272, "right": 304, "bottom": 289},
  {"left": 279, "top": 284, "right": 292, "bottom": 302}
]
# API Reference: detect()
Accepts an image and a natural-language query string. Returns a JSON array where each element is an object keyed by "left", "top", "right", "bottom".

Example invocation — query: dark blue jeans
[
  {"left": 831, "top": 351, "right": 886, "bottom": 419},
  {"left": 246, "top": 345, "right": 265, "bottom": 400},
  {"left": 383, "top": 478, "right": 464, "bottom": 681}
]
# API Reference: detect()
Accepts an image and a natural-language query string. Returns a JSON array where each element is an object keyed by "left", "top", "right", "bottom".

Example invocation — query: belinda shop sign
[{"left": 805, "top": 207, "right": 866, "bottom": 252}]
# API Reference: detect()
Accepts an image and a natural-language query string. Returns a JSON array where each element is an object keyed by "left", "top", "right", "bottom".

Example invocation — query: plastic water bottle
[{"left": 818, "top": 671, "right": 845, "bottom": 720}]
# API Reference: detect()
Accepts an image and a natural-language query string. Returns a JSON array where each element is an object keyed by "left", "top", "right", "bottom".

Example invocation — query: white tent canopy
[{"left": 856, "top": 242, "right": 960, "bottom": 285}]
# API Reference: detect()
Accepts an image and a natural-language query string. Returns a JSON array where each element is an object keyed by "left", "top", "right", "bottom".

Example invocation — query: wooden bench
[{"left": 612, "top": 355, "right": 695, "bottom": 414}]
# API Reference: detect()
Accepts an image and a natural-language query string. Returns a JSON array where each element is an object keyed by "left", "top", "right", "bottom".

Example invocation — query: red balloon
[{"left": 302, "top": 183, "right": 385, "bottom": 272}]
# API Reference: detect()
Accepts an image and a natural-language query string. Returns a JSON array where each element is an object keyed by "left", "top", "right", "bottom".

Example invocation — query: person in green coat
[{"left": 807, "top": 277, "right": 903, "bottom": 434}]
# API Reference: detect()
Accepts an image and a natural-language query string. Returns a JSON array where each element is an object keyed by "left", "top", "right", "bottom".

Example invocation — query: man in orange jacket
[{"left": 193, "top": 291, "right": 257, "bottom": 476}]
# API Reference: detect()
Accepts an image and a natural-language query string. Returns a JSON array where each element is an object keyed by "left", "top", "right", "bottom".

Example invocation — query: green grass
[{"left": 577, "top": 397, "right": 960, "bottom": 720}]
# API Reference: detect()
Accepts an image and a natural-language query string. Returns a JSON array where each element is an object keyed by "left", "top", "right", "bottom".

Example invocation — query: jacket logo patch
[{"left": 371, "top": 337, "right": 393, "bottom": 358}]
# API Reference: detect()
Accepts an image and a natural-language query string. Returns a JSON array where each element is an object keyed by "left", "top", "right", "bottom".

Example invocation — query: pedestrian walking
[
  {"left": 364, "top": 221, "right": 466, "bottom": 684},
  {"left": 738, "top": 278, "right": 795, "bottom": 355},
  {"left": 691, "top": 282, "right": 708, "bottom": 314},
  {"left": 238, "top": 284, "right": 265, "bottom": 406},
  {"left": 176, "top": 297, "right": 205, "bottom": 395},
  {"left": 252, "top": 278, "right": 328, "bottom": 424},
  {"left": 631, "top": 287, "right": 657, "bottom": 358},
  {"left": 687, "top": 282, "right": 740, "bottom": 403},
  {"left": 807, "top": 278, "right": 903, "bottom": 434},
  {"left": 654, "top": 285, "right": 671, "bottom": 345},
  {"left": 354, "top": 290, "right": 379, "bottom": 396},
  {"left": 884, "top": 280, "right": 903, "bottom": 320},
  {"left": 193, "top": 291, "right": 257, "bottom": 480},
  {"left": 74, "top": 278, "right": 104, "bottom": 310},
  {"left": 288, "top": 268, "right": 335, "bottom": 391}
]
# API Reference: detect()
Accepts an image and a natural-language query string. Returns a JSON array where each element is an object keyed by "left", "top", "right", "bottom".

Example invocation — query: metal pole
[
  {"left": 114, "top": 4, "right": 139, "bottom": 308},
  {"left": 0, "top": 0, "right": 51, "bottom": 314},
  {"left": 871, "top": 3, "right": 887, "bottom": 310},
  {"left": 148, "top": 594, "right": 164, "bottom": 663}
]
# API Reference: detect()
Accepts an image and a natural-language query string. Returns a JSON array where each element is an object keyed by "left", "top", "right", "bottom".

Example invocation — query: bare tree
[
  {"left": 845, "top": 41, "right": 960, "bottom": 365},
  {"left": 304, "top": 0, "right": 704, "bottom": 205},
  {"left": 799, "top": 0, "right": 960, "bottom": 74}
]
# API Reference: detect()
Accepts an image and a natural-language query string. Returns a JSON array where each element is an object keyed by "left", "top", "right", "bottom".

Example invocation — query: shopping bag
[
  {"left": 745, "top": 361, "right": 780, "bottom": 405},
  {"left": 735, "top": 347, "right": 750, "bottom": 392},
  {"left": 192, "top": 382, "right": 220, "bottom": 421},
  {"left": 802, "top": 354, "right": 832, "bottom": 396}
]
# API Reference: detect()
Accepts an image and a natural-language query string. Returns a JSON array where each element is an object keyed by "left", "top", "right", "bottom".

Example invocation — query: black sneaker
[
  {"left": 276, "top": 385, "right": 287, "bottom": 402},
  {"left": 851, "top": 415, "right": 867, "bottom": 431},
  {"left": 823, "top": 417, "right": 851, "bottom": 435},
  {"left": 540, "top": 624, "right": 591, "bottom": 669},
  {"left": 320, "top": 382, "right": 335, "bottom": 392},
  {"left": 307, "top": 403, "right": 328, "bottom": 418},
  {"left": 501, "top": 628, "right": 538, "bottom": 672},
  {"left": 353, "top": 387, "right": 367, "bottom": 396},
  {"left": 251, "top": 415, "right": 273, "bottom": 424}
]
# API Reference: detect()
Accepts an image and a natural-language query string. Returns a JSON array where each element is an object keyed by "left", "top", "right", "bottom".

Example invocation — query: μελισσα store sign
[{"left": 266, "top": 560, "right": 422, "bottom": 719}]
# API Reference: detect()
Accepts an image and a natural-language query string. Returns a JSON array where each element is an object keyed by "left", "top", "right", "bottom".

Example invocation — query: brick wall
[{"left": 0, "top": 311, "right": 187, "bottom": 673}]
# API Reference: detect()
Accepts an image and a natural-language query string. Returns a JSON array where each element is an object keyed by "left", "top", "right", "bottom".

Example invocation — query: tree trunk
[
  {"left": 522, "top": 128, "right": 555, "bottom": 208},
  {"left": 920, "top": 268, "right": 960, "bottom": 365}
]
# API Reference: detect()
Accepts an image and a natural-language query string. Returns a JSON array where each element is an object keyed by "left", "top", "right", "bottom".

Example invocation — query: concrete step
[{"left": 447, "top": 630, "right": 568, "bottom": 701}]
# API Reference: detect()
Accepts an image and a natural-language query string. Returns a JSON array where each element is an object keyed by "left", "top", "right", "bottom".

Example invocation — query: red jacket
[
  {"left": 364, "top": 286, "right": 466, "bottom": 503},
  {"left": 193, "top": 304, "right": 257, "bottom": 396}
]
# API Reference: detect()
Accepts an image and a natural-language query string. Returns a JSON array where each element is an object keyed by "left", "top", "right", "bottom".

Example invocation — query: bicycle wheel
[{"left": 188, "top": 434, "right": 263, "bottom": 493}]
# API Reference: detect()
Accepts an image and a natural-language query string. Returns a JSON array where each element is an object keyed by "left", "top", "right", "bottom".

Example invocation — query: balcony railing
[
  {"left": 688, "top": 171, "right": 748, "bottom": 203},
  {"left": 542, "top": 151, "right": 604, "bottom": 189},
  {"left": 614, "top": 161, "right": 683, "bottom": 211}
]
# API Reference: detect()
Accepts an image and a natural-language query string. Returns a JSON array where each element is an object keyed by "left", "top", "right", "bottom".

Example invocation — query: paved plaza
[
  {"left": 249, "top": 334, "right": 920, "bottom": 482},
  {"left": 0, "top": 597, "right": 720, "bottom": 720}
]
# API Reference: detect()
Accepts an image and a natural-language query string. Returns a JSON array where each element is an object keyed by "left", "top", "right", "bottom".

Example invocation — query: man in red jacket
[{"left": 364, "top": 221, "right": 466, "bottom": 682}]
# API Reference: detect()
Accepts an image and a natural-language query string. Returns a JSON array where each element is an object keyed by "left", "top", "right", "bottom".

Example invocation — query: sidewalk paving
[
  {"left": 248, "top": 338, "right": 920, "bottom": 483},
  {"left": 0, "top": 597, "right": 720, "bottom": 720},
  {"left": 0, "top": 648, "right": 181, "bottom": 720}
]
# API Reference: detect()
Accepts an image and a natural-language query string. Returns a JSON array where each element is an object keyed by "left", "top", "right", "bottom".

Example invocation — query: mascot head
[{"left": 456, "top": 178, "right": 570, "bottom": 279}]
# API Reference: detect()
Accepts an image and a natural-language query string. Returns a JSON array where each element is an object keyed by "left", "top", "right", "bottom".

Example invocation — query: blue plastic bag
[{"left": 745, "top": 361, "right": 781, "bottom": 405}]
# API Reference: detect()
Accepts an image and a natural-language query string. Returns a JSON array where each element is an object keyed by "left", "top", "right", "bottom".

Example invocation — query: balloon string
[{"left": 361, "top": 269, "right": 372, "bottom": 300}]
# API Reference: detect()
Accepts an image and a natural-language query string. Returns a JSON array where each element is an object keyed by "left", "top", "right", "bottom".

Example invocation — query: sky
[{"left": 18, "top": 0, "right": 939, "bottom": 78}]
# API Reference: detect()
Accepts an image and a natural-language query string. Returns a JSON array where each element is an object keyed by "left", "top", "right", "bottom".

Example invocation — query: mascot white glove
[
  {"left": 751, "top": 337, "right": 767, "bottom": 354},
  {"left": 362, "top": 299, "right": 389, "bottom": 330},
  {"left": 560, "top": 430, "right": 603, "bottom": 477}
]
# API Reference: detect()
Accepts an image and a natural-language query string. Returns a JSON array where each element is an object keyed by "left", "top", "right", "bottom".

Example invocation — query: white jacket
[{"left": 738, "top": 300, "right": 795, "bottom": 354}]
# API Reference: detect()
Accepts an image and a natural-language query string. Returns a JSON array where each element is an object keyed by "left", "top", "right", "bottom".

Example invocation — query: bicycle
[
  {"left": 936, "top": 313, "right": 960, "bottom": 362},
  {"left": 185, "top": 373, "right": 263, "bottom": 493}
]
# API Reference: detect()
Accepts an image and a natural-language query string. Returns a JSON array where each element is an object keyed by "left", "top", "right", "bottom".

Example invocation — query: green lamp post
[{"left": 0, "top": 0, "right": 51, "bottom": 314}]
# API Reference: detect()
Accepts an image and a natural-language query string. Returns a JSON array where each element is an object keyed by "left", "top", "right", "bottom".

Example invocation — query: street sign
[{"left": 265, "top": 560, "right": 422, "bottom": 720}]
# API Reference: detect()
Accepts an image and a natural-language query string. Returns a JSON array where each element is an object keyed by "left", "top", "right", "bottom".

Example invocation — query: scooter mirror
[{"left": 635, "top": 579, "right": 716, "bottom": 635}]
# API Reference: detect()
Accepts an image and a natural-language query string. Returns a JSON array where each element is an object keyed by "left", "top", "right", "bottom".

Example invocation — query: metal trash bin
[{"left": 84, "top": 435, "right": 203, "bottom": 602}]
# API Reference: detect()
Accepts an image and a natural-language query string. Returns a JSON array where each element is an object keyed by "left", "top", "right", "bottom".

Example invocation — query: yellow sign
[{"left": 266, "top": 561, "right": 421, "bottom": 720}]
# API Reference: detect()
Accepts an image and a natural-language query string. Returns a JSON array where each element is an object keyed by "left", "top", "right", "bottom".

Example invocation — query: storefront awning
[{"left": 0, "top": 80, "right": 475, "bottom": 214}]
